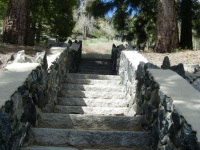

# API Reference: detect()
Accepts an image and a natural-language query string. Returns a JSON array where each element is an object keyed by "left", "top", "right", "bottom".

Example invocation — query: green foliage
[
  {"left": 86, "top": 0, "right": 155, "bottom": 43},
  {"left": 0, "top": 0, "right": 8, "bottom": 20},
  {"left": 28, "top": 0, "right": 78, "bottom": 42},
  {"left": 86, "top": 0, "right": 129, "bottom": 32},
  {"left": 86, "top": 0, "right": 114, "bottom": 18},
  {"left": 192, "top": 0, "right": 200, "bottom": 38}
]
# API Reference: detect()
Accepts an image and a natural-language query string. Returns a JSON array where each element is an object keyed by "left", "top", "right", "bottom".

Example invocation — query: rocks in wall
[
  {"left": 0, "top": 112, "right": 10, "bottom": 150},
  {"left": 68, "top": 40, "right": 82, "bottom": 73},
  {"left": 161, "top": 56, "right": 185, "bottom": 78},
  {"left": 161, "top": 56, "right": 171, "bottom": 69},
  {"left": 161, "top": 56, "right": 200, "bottom": 92},
  {"left": 135, "top": 63, "right": 200, "bottom": 150},
  {"left": 118, "top": 51, "right": 148, "bottom": 116},
  {"left": 111, "top": 44, "right": 126, "bottom": 74},
  {"left": 119, "top": 51, "right": 200, "bottom": 150}
]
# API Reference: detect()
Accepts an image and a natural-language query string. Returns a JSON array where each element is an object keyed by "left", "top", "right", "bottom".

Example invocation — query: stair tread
[
  {"left": 64, "top": 78, "right": 121, "bottom": 85},
  {"left": 54, "top": 106, "right": 128, "bottom": 115},
  {"left": 59, "top": 90, "right": 125, "bottom": 99},
  {"left": 57, "top": 97, "right": 127, "bottom": 107},
  {"left": 22, "top": 58, "right": 149, "bottom": 150},
  {"left": 77, "top": 72, "right": 113, "bottom": 75},
  {"left": 63, "top": 84, "right": 124, "bottom": 92},
  {"left": 31, "top": 128, "right": 151, "bottom": 147},
  {"left": 22, "top": 146, "right": 144, "bottom": 150},
  {"left": 66, "top": 73, "right": 120, "bottom": 80},
  {"left": 22, "top": 146, "right": 77, "bottom": 150},
  {"left": 38, "top": 113, "right": 143, "bottom": 131}
]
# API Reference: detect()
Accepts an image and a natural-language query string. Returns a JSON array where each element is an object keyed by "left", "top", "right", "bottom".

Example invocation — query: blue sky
[{"left": 102, "top": 0, "right": 136, "bottom": 19}]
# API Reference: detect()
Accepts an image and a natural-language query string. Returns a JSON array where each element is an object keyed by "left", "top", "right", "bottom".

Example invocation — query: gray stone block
[{"left": 31, "top": 128, "right": 151, "bottom": 147}]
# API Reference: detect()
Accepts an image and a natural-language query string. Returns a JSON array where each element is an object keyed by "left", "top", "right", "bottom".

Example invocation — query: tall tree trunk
[
  {"left": 36, "top": 23, "right": 42, "bottom": 44},
  {"left": 179, "top": 0, "right": 193, "bottom": 49},
  {"left": 3, "top": 0, "right": 29, "bottom": 45},
  {"left": 154, "top": 0, "right": 179, "bottom": 53},
  {"left": 83, "top": 25, "right": 88, "bottom": 39}
]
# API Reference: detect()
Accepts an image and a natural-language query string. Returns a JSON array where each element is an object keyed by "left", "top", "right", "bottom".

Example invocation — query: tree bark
[
  {"left": 154, "top": 0, "right": 179, "bottom": 53},
  {"left": 83, "top": 26, "right": 89, "bottom": 39},
  {"left": 3, "top": 0, "right": 29, "bottom": 45},
  {"left": 36, "top": 23, "right": 42, "bottom": 44},
  {"left": 179, "top": 0, "right": 193, "bottom": 49}
]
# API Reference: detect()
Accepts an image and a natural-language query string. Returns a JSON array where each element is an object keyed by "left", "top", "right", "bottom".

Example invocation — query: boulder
[{"left": 14, "top": 50, "right": 25, "bottom": 63}]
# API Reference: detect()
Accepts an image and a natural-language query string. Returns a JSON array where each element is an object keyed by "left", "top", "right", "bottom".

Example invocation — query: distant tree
[
  {"left": 75, "top": 0, "right": 94, "bottom": 39},
  {"left": 129, "top": 0, "right": 156, "bottom": 48},
  {"left": 0, "top": 0, "right": 8, "bottom": 20},
  {"left": 86, "top": 0, "right": 132, "bottom": 33},
  {"left": 193, "top": 0, "right": 200, "bottom": 38},
  {"left": 179, "top": 0, "right": 193, "bottom": 49},
  {"left": 87, "top": 0, "right": 179, "bottom": 53},
  {"left": 3, "top": 0, "right": 29, "bottom": 45},
  {"left": 3, "top": 0, "right": 77, "bottom": 45},
  {"left": 154, "top": 0, "right": 179, "bottom": 52}
]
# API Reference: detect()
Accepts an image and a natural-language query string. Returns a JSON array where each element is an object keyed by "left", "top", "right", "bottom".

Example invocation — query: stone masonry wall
[
  {"left": 119, "top": 51, "right": 200, "bottom": 150},
  {"left": 118, "top": 51, "right": 148, "bottom": 116},
  {"left": 0, "top": 40, "right": 82, "bottom": 150}
]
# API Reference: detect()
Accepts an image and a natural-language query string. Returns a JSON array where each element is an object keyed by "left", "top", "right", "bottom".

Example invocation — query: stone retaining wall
[
  {"left": 0, "top": 40, "right": 82, "bottom": 150},
  {"left": 119, "top": 51, "right": 200, "bottom": 150}
]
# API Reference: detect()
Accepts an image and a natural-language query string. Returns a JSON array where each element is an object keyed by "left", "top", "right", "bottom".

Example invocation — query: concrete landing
[{"left": 148, "top": 69, "right": 200, "bottom": 140}]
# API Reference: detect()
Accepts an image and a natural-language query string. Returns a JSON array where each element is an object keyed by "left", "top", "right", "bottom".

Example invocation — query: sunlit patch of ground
[
  {"left": 82, "top": 38, "right": 126, "bottom": 59},
  {"left": 140, "top": 50, "right": 200, "bottom": 67}
]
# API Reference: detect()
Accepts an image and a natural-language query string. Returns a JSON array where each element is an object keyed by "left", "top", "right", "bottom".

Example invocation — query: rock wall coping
[
  {"left": 149, "top": 69, "right": 200, "bottom": 140},
  {"left": 47, "top": 47, "right": 67, "bottom": 68}
]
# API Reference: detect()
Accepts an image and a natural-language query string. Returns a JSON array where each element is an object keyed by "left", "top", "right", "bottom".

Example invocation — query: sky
[{"left": 102, "top": 0, "right": 136, "bottom": 19}]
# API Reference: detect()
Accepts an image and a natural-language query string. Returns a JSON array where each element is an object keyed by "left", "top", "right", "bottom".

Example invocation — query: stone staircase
[{"left": 23, "top": 59, "right": 150, "bottom": 150}]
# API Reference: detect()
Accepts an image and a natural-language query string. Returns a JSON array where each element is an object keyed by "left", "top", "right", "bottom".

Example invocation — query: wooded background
[{"left": 0, "top": 0, "right": 200, "bottom": 53}]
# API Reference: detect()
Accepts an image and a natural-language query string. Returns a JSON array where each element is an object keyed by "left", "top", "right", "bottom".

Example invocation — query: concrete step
[
  {"left": 79, "top": 65, "right": 111, "bottom": 70},
  {"left": 38, "top": 113, "right": 144, "bottom": 131},
  {"left": 59, "top": 90, "right": 126, "bottom": 99},
  {"left": 22, "top": 146, "right": 77, "bottom": 150},
  {"left": 54, "top": 106, "right": 128, "bottom": 115},
  {"left": 77, "top": 72, "right": 112, "bottom": 75},
  {"left": 22, "top": 146, "right": 144, "bottom": 150},
  {"left": 63, "top": 84, "right": 124, "bottom": 92},
  {"left": 65, "top": 78, "right": 121, "bottom": 85},
  {"left": 80, "top": 60, "right": 111, "bottom": 65},
  {"left": 78, "top": 69, "right": 111, "bottom": 75},
  {"left": 81, "top": 58, "right": 111, "bottom": 62},
  {"left": 66, "top": 73, "right": 120, "bottom": 80},
  {"left": 30, "top": 128, "right": 151, "bottom": 148},
  {"left": 79, "top": 63, "right": 111, "bottom": 68},
  {"left": 57, "top": 98, "right": 127, "bottom": 107}
]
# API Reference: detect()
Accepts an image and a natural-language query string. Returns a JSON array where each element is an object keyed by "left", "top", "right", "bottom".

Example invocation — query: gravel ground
[{"left": 139, "top": 50, "right": 200, "bottom": 68}]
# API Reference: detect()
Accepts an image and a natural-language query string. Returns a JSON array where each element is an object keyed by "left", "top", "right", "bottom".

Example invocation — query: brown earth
[
  {"left": 1, "top": 41, "right": 200, "bottom": 71},
  {"left": 139, "top": 50, "right": 200, "bottom": 67}
]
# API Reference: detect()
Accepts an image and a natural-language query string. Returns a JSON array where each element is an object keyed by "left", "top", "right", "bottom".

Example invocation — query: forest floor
[
  {"left": 82, "top": 38, "right": 200, "bottom": 68},
  {"left": 140, "top": 50, "right": 200, "bottom": 67},
  {"left": 1, "top": 38, "right": 200, "bottom": 71}
]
